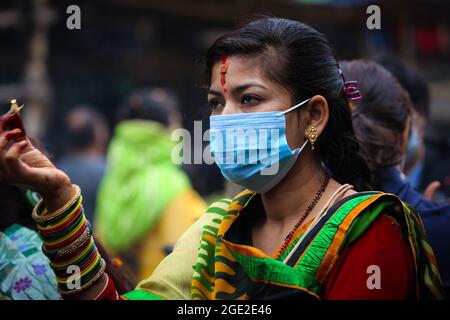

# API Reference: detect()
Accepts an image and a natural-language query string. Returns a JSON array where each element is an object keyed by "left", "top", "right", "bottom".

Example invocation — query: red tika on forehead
[{"left": 220, "top": 56, "right": 228, "bottom": 93}]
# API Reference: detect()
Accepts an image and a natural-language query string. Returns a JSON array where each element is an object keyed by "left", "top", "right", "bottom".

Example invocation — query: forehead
[{"left": 210, "top": 55, "right": 265, "bottom": 86}]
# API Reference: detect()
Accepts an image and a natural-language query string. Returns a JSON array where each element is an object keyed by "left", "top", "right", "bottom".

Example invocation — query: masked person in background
[
  {"left": 94, "top": 88, "right": 206, "bottom": 282},
  {"left": 377, "top": 55, "right": 450, "bottom": 202},
  {"left": 376, "top": 55, "right": 430, "bottom": 177},
  {"left": 0, "top": 18, "right": 443, "bottom": 300},
  {"left": 342, "top": 60, "right": 450, "bottom": 298}
]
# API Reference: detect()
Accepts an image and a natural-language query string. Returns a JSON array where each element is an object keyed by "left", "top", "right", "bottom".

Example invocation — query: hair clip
[
  {"left": 338, "top": 68, "right": 362, "bottom": 101},
  {"left": 343, "top": 80, "right": 362, "bottom": 101}
]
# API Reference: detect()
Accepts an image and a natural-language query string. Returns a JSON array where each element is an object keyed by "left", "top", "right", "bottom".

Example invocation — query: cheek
[
  {"left": 285, "top": 112, "right": 306, "bottom": 150},
  {"left": 401, "top": 129, "right": 410, "bottom": 155}
]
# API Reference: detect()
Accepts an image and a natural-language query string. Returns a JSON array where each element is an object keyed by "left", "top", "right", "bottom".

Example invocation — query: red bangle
[{"left": 95, "top": 274, "right": 120, "bottom": 300}]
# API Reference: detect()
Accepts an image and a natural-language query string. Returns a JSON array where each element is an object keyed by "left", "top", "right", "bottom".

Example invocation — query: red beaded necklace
[{"left": 277, "top": 174, "right": 331, "bottom": 259}]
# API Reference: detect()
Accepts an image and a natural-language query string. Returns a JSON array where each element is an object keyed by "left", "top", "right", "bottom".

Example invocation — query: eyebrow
[{"left": 208, "top": 82, "right": 268, "bottom": 96}]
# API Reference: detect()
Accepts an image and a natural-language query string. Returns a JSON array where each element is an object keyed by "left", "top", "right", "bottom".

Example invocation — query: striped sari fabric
[{"left": 191, "top": 190, "right": 443, "bottom": 300}]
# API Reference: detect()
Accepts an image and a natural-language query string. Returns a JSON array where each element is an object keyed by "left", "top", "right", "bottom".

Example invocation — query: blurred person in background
[
  {"left": 375, "top": 54, "right": 435, "bottom": 191},
  {"left": 57, "top": 107, "right": 109, "bottom": 222},
  {"left": 342, "top": 60, "right": 450, "bottom": 298},
  {"left": 377, "top": 55, "right": 450, "bottom": 201},
  {"left": 95, "top": 87, "right": 206, "bottom": 282}
]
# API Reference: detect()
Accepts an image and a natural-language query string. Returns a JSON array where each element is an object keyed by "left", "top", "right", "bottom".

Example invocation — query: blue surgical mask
[
  {"left": 406, "top": 125, "right": 420, "bottom": 162},
  {"left": 209, "top": 98, "right": 310, "bottom": 193}
]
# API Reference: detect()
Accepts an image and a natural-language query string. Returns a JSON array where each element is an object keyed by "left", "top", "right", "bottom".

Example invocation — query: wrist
[{"left": 41, "top": 179, "right": 76, "bottom": 213}]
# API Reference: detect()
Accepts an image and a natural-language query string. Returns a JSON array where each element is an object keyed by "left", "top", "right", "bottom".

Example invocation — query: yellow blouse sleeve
[
  {"left": 135, "top": 189, "right": 206, "bottom": 281},
  {"left": 134, "top": 202, "right": 213, "bottom": 300}
]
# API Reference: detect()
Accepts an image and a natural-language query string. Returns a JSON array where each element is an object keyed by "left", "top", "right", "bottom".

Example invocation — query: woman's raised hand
[{"left": 0, "top": 109, "right": 76, "bottom": 212}]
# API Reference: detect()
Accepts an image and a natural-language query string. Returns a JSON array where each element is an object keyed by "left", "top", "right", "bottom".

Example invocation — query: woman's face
[{"left": 207, "top": 55, "right": 308, "bottom": 149}]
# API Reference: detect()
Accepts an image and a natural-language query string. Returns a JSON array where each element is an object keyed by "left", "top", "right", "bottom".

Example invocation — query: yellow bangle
[
  {"left": 32, "top": 185, "right": 81, "bottom": 224},
  {"left": 58, "top": 258, "right": 106, "bottom": 296}
]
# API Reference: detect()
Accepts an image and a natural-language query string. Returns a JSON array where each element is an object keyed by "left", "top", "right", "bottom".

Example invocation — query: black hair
[
  {"left": 376, "top": 54, "right": 430, "bottom": 119},
  {"left": 341, "top": 60, "right": 412, "bottom": 189},
  {"left": 64, "top": 106, "right": 107, "bottom": 151},
  {"left": 205, "top": 17, "right": 372, "bottom": 191},
  {"left": 117, "top": 87, "right": 179, "bottom": 127},
  {"left": 0, "top": 184, "right": 35, "bottom": 231}
]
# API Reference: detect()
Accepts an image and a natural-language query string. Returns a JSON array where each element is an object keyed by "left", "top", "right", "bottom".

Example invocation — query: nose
[{"left": 221, "top": 102, "right": 243, "bottom": 115}]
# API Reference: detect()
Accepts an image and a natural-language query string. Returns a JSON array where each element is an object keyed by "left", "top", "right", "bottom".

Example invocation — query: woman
[
  {"left": 0, "top": 18, "right": 442, "bottom": 300},
  {"left": 341, "top": 59, "right": 450, "bottom": 298}
]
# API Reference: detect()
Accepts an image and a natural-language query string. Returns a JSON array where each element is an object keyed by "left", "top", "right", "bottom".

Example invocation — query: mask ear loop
[
  {"left": 276, "top": 98, "right": 311, "bottom": 116},
  {"left": 293, "top": 139, "right": 309, "bottom": 155},
  {"left": 276, "top": 98, "right": 311, "bottom": 154}
]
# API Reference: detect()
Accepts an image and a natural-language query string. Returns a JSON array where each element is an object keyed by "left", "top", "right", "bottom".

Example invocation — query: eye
[
  {"left": 208, "top": 98, "right": 225, "bottom": 110},
  {"left": 241, "top": 94, "right": 262, "bottom": 106}
]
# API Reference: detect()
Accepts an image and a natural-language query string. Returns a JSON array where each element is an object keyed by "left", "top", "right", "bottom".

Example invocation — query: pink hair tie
[{"left": 344, "top": 80, "right": 362, "bottom": 101}]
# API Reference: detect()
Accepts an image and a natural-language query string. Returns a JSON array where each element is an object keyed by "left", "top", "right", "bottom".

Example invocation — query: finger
[
  {"left": 4, "top": 140, "right": 28, "bottom": 162},
  {"left": 424, "top": 181, "right": 441, "bottom": 201},
  {"left": 0, "top": 113, "right": 15, "bottom": 131},
  {"left": 0, "top": 131, "right": 8, "bottom": 150},
  {"left": 0, "top": 113, "right": 10, "bottom": 132},
  {"left": 7, "top": 129, "right": 25, "bottom": 142},
  {"left": 5, "top": 129, "right": 23, "bottom": 142},
  {"left": 6, "top": 112, "right": 26, "bottom": 134},
  {"left": 0, "top": 140, "right": 28, "bottom": 182},
  {"left": 3, "top": 140, "right": 28, "bottom": 174},
  {"left": 0, "top": 129, "right": 23, "bottom": 152}
]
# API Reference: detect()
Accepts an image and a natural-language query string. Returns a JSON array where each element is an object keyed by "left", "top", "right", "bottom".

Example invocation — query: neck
[{"left": 260, "top": 151, "right": 326, "bottom": 223}]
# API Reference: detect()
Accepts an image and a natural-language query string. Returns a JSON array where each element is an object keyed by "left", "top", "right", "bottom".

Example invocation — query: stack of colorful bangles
[{"left": 31, "top": 185, "right": 105, "bottom": 296}]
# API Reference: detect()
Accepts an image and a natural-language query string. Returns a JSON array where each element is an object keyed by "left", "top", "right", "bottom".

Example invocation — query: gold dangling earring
[{"left": 308, "top": 126, "right": 318, "bottom": 151}]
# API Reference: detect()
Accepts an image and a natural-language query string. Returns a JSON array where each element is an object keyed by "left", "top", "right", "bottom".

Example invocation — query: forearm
[{"left": 33, "top": 184, "right": 119, "bottom": 300}]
